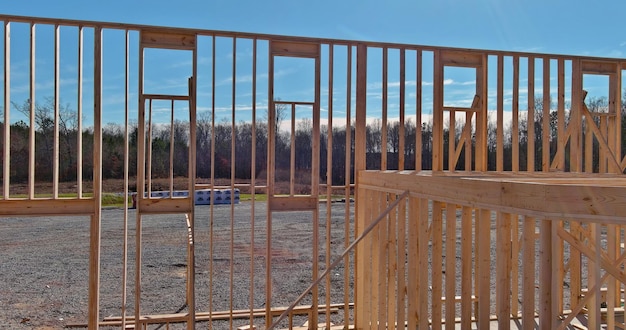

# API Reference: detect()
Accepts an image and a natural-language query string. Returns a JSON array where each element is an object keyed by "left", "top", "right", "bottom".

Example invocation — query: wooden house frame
[{"left": 2, "top": 14, "right": 626, "bottom": 329}]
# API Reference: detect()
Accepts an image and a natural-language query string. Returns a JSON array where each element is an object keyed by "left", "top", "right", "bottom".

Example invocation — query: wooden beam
[
  {"left": 542, "top": 58, "right": 550, "bottom": 172},
  {"left": 497, "top": 55, "right": 504, "bottom": 172},
  {"left": 527, "top": 57, "right": 535, "bottom": 172},
  {"left": 140, "top": 30, "right": 195, "bottom": 50},
  {"left": 270, "top": 40, "right": 320, "bottom": 58},
  {"left": 512, "top": 56, "right": 520, "bottom": 172},
  {"left": 440, "top": 51, "right": 483, "bottom": 67},
  {"left": 522, "top": 216, "right": 536, "bottom": 327},
  {"left": 460, "top": 206, "right": 472, "bottom": 329},
  {"left": 354, "top": 43, "right": 367, "bottom": 329},
  {"left": 496, "top": 212, "right": 511, "bottom": 329},
  {"left": 538, "top": 218, "right": 553, "bottom": 329},
  {"left": 431, "top": 202, "right": 443, "bottom": 329},
  {"left": 0, "top": 198, "right": 94, "bottom": 216},
  {"left": 358, "top": 171, "right": 626, "bottom": 222},
  {"left": 28, "top": 23, "right": 35, "bottom": 199},
  {"left": 3, "top": 21, "right": 10, "bottom": 198},
  {"left": 88, "top": 26, "right": 103, "bottom": 330},
  {"left": 445, "top": 203, "right": 457, "bottom": 330}
]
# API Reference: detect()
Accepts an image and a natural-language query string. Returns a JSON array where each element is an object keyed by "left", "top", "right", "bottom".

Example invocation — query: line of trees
[{"left": 1, "top": 96, "right": 624, "bottom": 186}]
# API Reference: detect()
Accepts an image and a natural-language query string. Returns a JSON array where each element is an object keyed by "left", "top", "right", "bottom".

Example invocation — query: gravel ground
[{"left": 0, "top": 201, "right": 355, "bottom": 329}]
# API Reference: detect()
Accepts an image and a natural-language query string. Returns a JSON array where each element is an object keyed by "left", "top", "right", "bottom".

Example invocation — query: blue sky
[
  {"left": 1, "top": 0, "right": 625, "bottom": 127},
  {"left": 3, "top": 0, "right": 624, "bottom": 57}
]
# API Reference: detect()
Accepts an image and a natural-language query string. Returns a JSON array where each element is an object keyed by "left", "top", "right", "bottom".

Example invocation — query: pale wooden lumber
[
  {"left": 512, "top": 56, "right": 520, "bottom": 172},
  {"left": 476, "top": 209, "right": 490, "bottom": 328},
  {"left": 522, "top": 216, "right": 536, "bottom": 327},
  {"left": 135, "top": 40, "right": 145, "bottom": 329},
  {"left": 510, "top": 215, "right": 520, "bottom": 316},
  {"left": 527, "top": 57, "right": 535, "bottom": 172},
  {"left": 475, "top": 55, "right": 488, "bottom": 171},
  {"left": 444, "top": 203, "right": 457, "bottom": 330},
  {"left": 209, "top": 34, "right": 217, "bottom": 327},
  {"left": 542, "top": 57, "right": 550, "bottom": 172},
  {"left": 377, "top": 191, "right": 388, "bottom": 328},
  {"left": 431, "top": 202, "right": 443, "bottom": 329},
  {"left": 188, "top": 47, "right": 198, "bottom": 330},
  {"left": 571, "top": 59, "right": 583, "bottom": 171},
  {"left": 53, "top": 24, "right": 60, "bottom": 198},
  {"left": 397, "top": 188, "right": 407, "bottom": 328},
  {"left": 496, "top": 212, "right": 511, "bottom": 330},
  {"left": 448, "top": 110, "right": 456, "bottom": 170},
  {"left": 343, "top": 44, "right": 352, "bottom": 329},
  {"left": 3, "top": 21, "right": 10, "bottom": 198},
  {"left": 381, "top": 48, "right": 388, "bottom": 171},
  {"left": 120, "top": 29, "right": 130, "bottom": 330},
  {"left": 433, "top": 50, "right": 443, "bottom": 171},
  {"left": 538, "top": 219, "right": 553, "bottom": 329},
  {"left": 28, "top": 23, "right": 35, "bottom": 199},
  {"left": 460, "top": 206, "right": 472, "bottom": 329},
  {"left": 415, "top": 50, "right": 422, "bottom": 171},
  {"left": 249, "top": 37, "right": 258, "bottom": 329},
  {"left": 88, "top": 26, "right": 103, "bottom": 330},
  {"left": 418, "top": 198, "right": 429, "bottom": 329},
  {"left": 266, "top": 47, "right": 276, "bottom": 327},
  {"left": 555, "top": 58, "right": 565, "bottom": 171},
  {"left": 399, "top": 49, "right": 405, "bottom": 170},
  {"left": 325, "top": 43, "right": 334, "bottom": 330},
  {"left": 370, "top": 190, "right": 381, "bottom": 329},
  {"left": 270, "top": 40, "right": 319, "bottom": 58},
  {"left": 386, "top": 194, "right": 397, "bottom": 330},
  {"left": 354, "top": 43, "right": 367, "bottom": 328},
  {"left": 230, "top": 40, "right": 237, "bottom": 330},
  {"left": 140, "top": 30, "right": 195, "bottom": 50},
  {"left": 407, "top": 196, "right": 418, "bottom": 329},
  {"left": 76, "top": 26, "right": 83, "bottom": 197}
]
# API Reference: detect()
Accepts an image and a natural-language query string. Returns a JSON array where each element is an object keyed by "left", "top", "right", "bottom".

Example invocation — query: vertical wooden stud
[
  {"left": 415, "top": 50, "right": 422, "bottom": 171},
  {"left": 53, "top": 24, "right": 60, "bottom": 198},
  {"left": 387, "top": 194, "right": 397, "bottom": 330},
  {"left": 497, "top": 55, "right": 504, "bottom": 171},
  {"left": 433, "top": 50, "right": 443, "bottom": 171},
  {"left": 461, "top": 206, "right": 473, "bottom": 329},
  {"left": 77, "top": 26, "right": 83, "bottom": 197},
  {"left": 354, "top": 43, "right": 367, "bottom": 328},
  {"left": 28, "top": 23, "right": 35, "bottom": 199},
  {"left": 496, "top": 212, "right": 511, "bottom": 329},
  {"left": 3, "top": 21, "right": 9, "bottom": 198},
  {"left": 477, "top": 209, "right": 490, "bottom": 328},
  {"left": 431, "top": 201, "right": 443, "bottom": 329},
  {"left": 399, "top": 49, "right": 405, "bottom": 170},
  {"left": 522, "top": 216, "right": 535, "bottom": 327},
  {"left": 88, "top": 25, "right": 103, "bottom": 330},
  {"left": 445, "top": 203, "right": 457, "bottom": 330},
  {"left": 343, "top": 44, "right": 352, "bottom": 328},
  {"left": 542, "top": 57, "right": 551, "bottom": 172},
  {"left": 511, "top": 56, "right": 519, "bottom": 172},
  {"left": 527, "top": 57, "right": 535, "bottom": 172},
  {"left": 381, "top": 47, "right": 388, "bottom": 170},
  {"left": 539, "top": 219, "right": 553, "bottom": 329},
  {"left": 324, "top": 43, "right": 334, "bottom": 330},
  {"left": 418, "top": 198, "right": 429, "bottom": 329}
]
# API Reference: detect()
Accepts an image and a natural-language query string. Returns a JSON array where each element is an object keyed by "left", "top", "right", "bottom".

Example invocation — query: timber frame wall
[{"left": 2, "top": 14, "right": 626, "bottom": 329}]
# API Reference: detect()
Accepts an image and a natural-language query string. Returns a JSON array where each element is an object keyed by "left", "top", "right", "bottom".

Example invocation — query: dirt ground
[{"left": 0, "top": 199, "right": 355, "bottom": 329}]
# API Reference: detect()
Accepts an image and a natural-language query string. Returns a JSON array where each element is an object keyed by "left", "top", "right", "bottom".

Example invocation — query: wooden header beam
[
  {"left": 140, "top": 30, "right": 196, "bottom": 50},
  {"left": 270, "top": 40, "right": 320, "bottom": 58},
  {"left": 359, "top": 170, "right": 626, "bottom": 222}
]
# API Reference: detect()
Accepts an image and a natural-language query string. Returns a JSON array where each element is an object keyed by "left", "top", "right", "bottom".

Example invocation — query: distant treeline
[{"left": 1, "top": 96, "right": 624, "bottom": 185}]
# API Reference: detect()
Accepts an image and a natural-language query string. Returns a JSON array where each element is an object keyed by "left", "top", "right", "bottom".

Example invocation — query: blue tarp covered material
[{"left": 131, "top": 189, "right": 240, "bottom": 208}]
